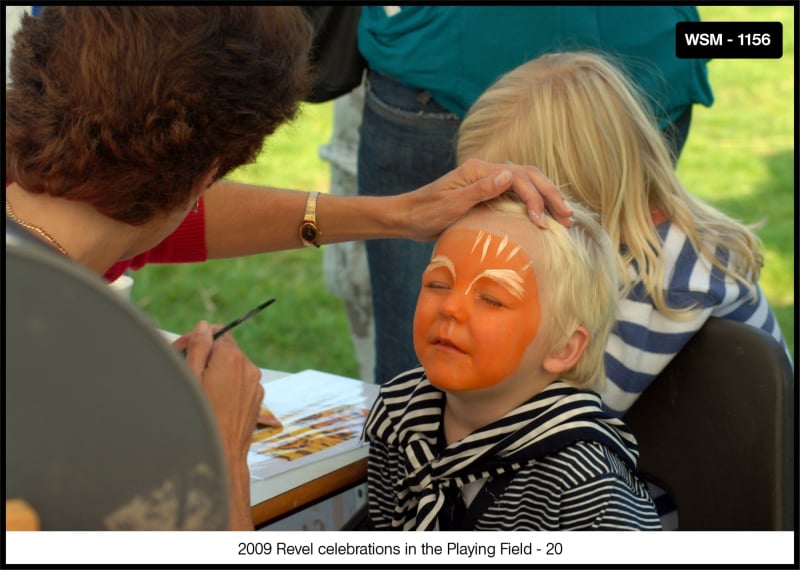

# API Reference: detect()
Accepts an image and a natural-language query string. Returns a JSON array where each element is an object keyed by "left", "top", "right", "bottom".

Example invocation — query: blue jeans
[{"left": 357, "top": 71, "right": 461, "bottom": 384}]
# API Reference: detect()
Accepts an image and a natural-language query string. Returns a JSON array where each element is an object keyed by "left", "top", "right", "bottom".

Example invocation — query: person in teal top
[{"left": 357, "top": 6, "right": 713, "bottom": 130}]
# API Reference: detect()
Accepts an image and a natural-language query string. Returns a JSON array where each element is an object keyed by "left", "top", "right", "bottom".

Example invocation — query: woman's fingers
[
  {"left": 496, "top": 161, "right": 574, "bottom": 227},
  {"left": 182, "top": 320, "right": 214, "bottom": 377},
  {"left": 453, "top": 159, "right": 574, "bottom": 228}
]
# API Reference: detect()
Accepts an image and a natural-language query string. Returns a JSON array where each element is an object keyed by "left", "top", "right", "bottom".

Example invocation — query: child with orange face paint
[{"left": 363, "top": 193, "right": 660, "bottom": 531}]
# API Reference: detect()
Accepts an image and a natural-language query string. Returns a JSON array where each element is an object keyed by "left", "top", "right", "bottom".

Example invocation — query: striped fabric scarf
[{"left": 373, "top": 373, "right": 640, "bottom": 531}]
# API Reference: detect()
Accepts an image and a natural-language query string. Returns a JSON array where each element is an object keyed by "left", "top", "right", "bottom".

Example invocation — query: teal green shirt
[{"left": 358, "top": 6, "right": 713, "bottom": 127}]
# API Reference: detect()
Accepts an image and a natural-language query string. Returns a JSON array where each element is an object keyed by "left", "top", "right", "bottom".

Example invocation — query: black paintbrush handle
[{"left": 179, "top": 298, "right": 275, "bottom": 358}]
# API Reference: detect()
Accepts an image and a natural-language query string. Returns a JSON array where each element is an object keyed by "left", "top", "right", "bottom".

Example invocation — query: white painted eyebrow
[
  {"left": 424, "top": 255, "right": 455, "bottom": 278},
  {"left": 466, "top": 269, "right": 526, "bottom": 301}
]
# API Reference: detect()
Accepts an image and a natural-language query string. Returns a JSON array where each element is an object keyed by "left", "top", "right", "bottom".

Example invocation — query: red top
[
  {"left": 6, "top": 181, "right": 208, "bottom": 281},
  {"left": 103, "top": 198, "right": 208, "bottom": 282}
]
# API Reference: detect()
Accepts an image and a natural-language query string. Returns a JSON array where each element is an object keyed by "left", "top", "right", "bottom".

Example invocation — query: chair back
[{"left": 624, "top": 317, "right": 795, "bottom": 530}]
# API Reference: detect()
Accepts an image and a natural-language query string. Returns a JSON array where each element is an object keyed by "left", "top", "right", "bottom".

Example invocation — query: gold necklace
[{"left": 6, "top": 198, "right": 70, "bottom": 256}]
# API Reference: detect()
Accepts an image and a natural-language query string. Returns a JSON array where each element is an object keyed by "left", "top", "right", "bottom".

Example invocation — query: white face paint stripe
[
  {"left": 470, "top": 231, "right": 485, "bottom": 254},
  {"left": 480, "top": 234, "right": 491, "bottom": 263},
  {"left": 497, "top": 234, "right": 509, "bottom": 256},
  {"left": 506, "top": 245, "right": 521, "bottom": 261},
  {"left": 465, "top": 269, "right": 526, "bottom": 301}
]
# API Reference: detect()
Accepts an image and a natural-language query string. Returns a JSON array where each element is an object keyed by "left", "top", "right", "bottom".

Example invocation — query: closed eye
[
  {"left": 425, "top": 281, "right": 451, "bottom": 291},
  {"left": 479, "top": 295, "right": 504, "bottom": 308}
]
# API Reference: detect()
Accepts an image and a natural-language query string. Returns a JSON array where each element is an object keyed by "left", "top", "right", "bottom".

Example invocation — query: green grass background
[{"left": 131, "top": 5, "right": 795, "bottom": 378}]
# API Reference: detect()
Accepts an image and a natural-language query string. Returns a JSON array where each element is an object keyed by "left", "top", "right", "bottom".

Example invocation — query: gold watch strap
[
  {"left": 304, "top": 191, "right": 319, "bottom": 224},
  {"left": 299, "top": 191, "right": 321, "bottom": 247}
]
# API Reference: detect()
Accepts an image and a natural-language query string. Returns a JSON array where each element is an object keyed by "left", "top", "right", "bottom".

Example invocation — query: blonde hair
[
  {"left": 482, "top": 193, "right": 618, "bottom": 391},
  {"left": 458, "top": 51, "right": 763, "bottom": 319}
]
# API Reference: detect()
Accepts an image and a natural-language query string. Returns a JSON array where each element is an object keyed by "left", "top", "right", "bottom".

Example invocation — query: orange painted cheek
[
  {"left": 412, "top": 291, "right": 438, "bottom": 355},
  {"left": 467, "top": 273, "right": 542, "bottom": 389},
  {"left": 412, "top": 310, "right": 430, "bottom": 365},
  {"left": 466, "top": 324, "right": 529, "bottom": 388},
  {"left": 469, "top": 354, "right": 516, "bottom": 389}
]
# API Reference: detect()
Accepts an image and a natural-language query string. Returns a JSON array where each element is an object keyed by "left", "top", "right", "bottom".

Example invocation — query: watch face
[{"left": 300, "top": 222, "right": 317, "bottom": 243}]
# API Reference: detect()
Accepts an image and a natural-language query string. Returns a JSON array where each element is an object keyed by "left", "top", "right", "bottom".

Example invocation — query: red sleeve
[{"left": 103, "top": 197, "right": 208, "bottom": 282}]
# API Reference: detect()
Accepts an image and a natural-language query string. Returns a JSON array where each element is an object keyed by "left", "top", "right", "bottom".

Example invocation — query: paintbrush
[{"left": 180, "top": 298, "right": 275, "bottom": 358}]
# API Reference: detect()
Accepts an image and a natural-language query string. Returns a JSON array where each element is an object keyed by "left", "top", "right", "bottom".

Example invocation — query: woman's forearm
[
  {"left": 202, "top": 181, "right": 406, "bottom": 258},
  {"left": 203, "top": 160, "right": 573, "bottom": 259}
]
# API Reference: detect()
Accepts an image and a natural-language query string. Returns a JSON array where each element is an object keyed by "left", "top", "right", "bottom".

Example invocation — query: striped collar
[{"left": 370, "top": 373, "right": 639, "bottom": 530}]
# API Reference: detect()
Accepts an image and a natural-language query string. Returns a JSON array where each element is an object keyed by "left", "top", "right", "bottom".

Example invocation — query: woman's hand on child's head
[
  {"left": 499, "top": 161, "right": 574, "bottom": 229},
  {"left": 399, "top": 158, "right": 574, "bottom": 240}
]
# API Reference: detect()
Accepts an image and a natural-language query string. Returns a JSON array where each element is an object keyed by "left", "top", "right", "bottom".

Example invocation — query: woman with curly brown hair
[
  {"left": 6, "top": 6, "right": 570, "bottom": 281},
  {"left": 5, "top": 6, "right": 568, "bottom": 530}
]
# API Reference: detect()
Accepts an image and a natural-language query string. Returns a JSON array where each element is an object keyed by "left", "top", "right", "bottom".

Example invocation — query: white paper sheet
[{"left": 247, "top": 369, "right": 378, "bottom": 481}]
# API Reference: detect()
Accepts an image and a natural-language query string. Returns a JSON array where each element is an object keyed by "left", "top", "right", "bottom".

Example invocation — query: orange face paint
[{"left": 413, "top": 226, "right": 542, "bottom": 392}]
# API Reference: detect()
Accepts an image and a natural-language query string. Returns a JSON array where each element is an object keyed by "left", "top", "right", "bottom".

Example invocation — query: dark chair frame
[{"left": 625, "top": 317, "right": 795, "bottom": 530}]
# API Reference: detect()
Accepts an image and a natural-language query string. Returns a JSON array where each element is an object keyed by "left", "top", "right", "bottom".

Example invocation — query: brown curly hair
[{"left": 6, "top": 6, "right": 312, "bottom": 225}]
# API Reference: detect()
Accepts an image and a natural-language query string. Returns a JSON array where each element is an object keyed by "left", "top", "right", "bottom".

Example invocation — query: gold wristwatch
[{"left": 299, "top": 191, "right": 321, "bottom": 247}]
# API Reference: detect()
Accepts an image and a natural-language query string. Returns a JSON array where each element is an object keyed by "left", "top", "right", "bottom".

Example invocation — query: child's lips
[{"left": 432, "top": 337, "right": 466, "bottom": 354}]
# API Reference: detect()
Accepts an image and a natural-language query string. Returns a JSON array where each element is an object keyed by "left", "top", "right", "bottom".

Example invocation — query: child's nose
[{"left": 439, "top": 290, "right": 466, "bottom": 322}]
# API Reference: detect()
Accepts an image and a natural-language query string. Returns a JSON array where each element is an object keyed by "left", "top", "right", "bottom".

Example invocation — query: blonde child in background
[
  {"left": 363, "top": 194, "right": 661, "bottom": 530},
  {"left": 456, "top": 51, "right": 791, "bottom": 418}
]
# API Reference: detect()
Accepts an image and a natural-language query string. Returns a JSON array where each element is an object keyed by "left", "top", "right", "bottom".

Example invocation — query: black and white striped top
[{"left": 363, "top": 369, "right": 662, "bottom": 531}]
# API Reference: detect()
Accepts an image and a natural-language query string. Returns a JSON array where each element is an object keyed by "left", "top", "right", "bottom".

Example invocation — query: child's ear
[{"left": 542, "top": 325, "right": 589, "bottom": 375}]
